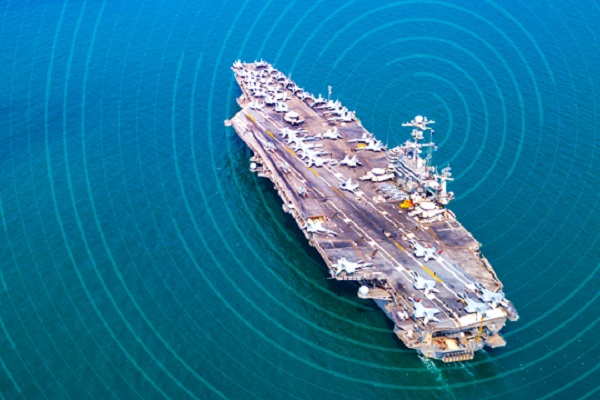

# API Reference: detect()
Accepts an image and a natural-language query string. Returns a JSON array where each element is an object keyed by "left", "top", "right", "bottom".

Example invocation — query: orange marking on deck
[
  {"left": 350, "top": 242, "right": 366, "bottom": 260},
  {"left": 265, "top": 130, "right": 274, "bottom": 138},
  {"left": 393, "top": 241, "right": 405, "bottom": 251},
  {"left": 309, "top": 167, "right": 319, "bottom": 177},
  {"left": 421, "top": 265, "right": 442, "bottom": 283},
  {"left": 246, "top": 113, "right": 256, "bottom": 122},
  {"left": 284, "top": 147, "right": 296, "bottom": 156},
  {"left": 330, "top": 186, "right": 344, "bottom": 198}
]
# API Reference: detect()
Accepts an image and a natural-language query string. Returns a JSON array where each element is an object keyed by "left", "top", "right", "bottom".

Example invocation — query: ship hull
[{"left": 227, "top": 61, "right": 517, "bottom": 362}]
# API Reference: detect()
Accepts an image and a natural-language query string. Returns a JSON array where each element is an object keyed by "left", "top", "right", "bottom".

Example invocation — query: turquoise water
[{"left": 1, "top": 0, "right": 599, "bottom": 398}]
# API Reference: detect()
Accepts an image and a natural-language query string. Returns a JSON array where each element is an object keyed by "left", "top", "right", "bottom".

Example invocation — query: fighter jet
[
  {"left": 295, "top": 139, "right": 320, "bottom": 152},
  {"left": 364, "top": 139, "right": 385, "bottom": 152},
  {"left": 305, "top": 153, "right": 327, "bottom": 168},
  {"left": 297, "top": 146, "right": 316, "bottom": 159},
  {"left": 302, "top": 134, "right": 320, "bottom": 142},
  {"left": 239, "top": 71, "right": 251, "bottom": 81},
  {"left": 246, "top": 80, "right": 259, "bottom": 90},
  {"left": 264, "top": 95, "right": 277, "bottom": 105},
  {"left": 255, "top": 59, "right": 268, "bottom": 68},
  {"left": 275, "top": 91, "right": 289, "bottom": 102},
  {"left": 278, "top": 79, "right": 290, "bottom": 90},
  {"left": 280, "top": 128, "right": 300, "bottom": 143},
  {"left": 340, "top": 154, "right": 362, "bottom": 167},
  {"left": 458, "top": 293, "right": 489, "bottom": 320},
  {"left": 334, "top": 258, "right": 373, "bottom": 276},
  {"left": 324, "top": 103, "right": 349, "bottom": 117},
  {"left": 323, "top": 105, "right": 346, "bottom": 117},
  {"left": 311, "top": 94, "right": 327, "bottom": 107},
  {"left": 315, "top": 99, "right": 340, "bottom": 110},
  {"left": 333, "top": 110, "right": 355, "bottom": 122},
  {"left": 326, "top": 100, "right": 342, "bottom": 110},
  {"left": 333, "top": 106, "right": 348, "bottom": 116},
  {"left": 293, "top": 141, "right": 310, "bottom": 153},
  {"left": 409, "top": 239, "right": 437, "bottom": 262},
  {"left": 306, "top": 156, "right": 323, "bottom": 168},
  {"left": 249, "top": 100, "right": 264, "bottom": 110},
  {"left": 409, "top": 298, "right": 440, "bottom": 325},
  {"left": 274, "top": 102, "right": 289, "bottom": 113},
  {"left": 298, "top": 91, "right": 311, "bottom": 100},
  {"left": 476, "top": 284, "right": 505, "bottom": 309},
  {"left": 296, "top": 145, "right": 309, "bottom": 157},
  {"left": 339, "top": 178, "right": 359, "bottom": 193},
  {"left": 262, "top": 142, "right": 275, "bottom": 153},
  {"left": 411, "top": 272, "right": 439, "bottom": 295},
  {"left": 319, "top": 127, "right": 342, "bottom": 140},
  {"left": 348, "top": 133, "right": 372, "bottom": 143},
  {"left": 302, "top": 219, "right": 336, "bottom": 236}
]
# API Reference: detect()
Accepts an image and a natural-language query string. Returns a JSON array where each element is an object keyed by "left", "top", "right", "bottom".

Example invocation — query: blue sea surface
[{"left": 0, "top": 1, "right": 599, "bottom": 399}]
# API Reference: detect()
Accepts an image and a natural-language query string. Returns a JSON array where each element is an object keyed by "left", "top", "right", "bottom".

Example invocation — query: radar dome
[
  {"left": 415, "top": 115, "right": 424, "bottom": 123},
  {"left": 358, "top": 286, "right": 369, "bottom": 297}
]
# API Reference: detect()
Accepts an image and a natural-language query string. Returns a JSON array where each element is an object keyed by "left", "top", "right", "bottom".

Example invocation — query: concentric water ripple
[{"left": 0, "top": 0, "right": 598, "bottom": 399}]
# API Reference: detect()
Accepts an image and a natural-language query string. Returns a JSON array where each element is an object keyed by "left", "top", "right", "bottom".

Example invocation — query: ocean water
[{"left": 0, "top": 0, "right": 599, "bottom": 399}]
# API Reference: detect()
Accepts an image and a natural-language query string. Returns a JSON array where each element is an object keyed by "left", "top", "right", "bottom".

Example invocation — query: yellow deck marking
[
  {"left": 308, "top": 167, "right": 319, "bottom": 177},
  {"left": 393, "top": 241, "right": 405, "bottom": 251},
  {"left": 265, "top": 130, "right": 274, "bottom": 138},
  {"left": 284, "top": 147, "right": 296, "bottom": 156},
  {"left": 421, "top": 265, "right": 442, "bottom": 283},
  {"left": 330, "top": 186, "right": 344, "bottom": 198},
  {"left": 246, "top": 113, "right": 256, "bottom": 122},
  {"left": 350, "top": 242, "right": 366, "bottom": 260},
  {"left": 476, "top": 318, "right": 485, "bottom": 344}
]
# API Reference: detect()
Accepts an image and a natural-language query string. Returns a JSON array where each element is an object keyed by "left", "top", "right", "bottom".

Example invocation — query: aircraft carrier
[{"left": 226, "top": 60, "right": 519, "bottom": 362}]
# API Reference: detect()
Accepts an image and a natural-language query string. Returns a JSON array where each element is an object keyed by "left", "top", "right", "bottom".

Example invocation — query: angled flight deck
[{"left": 226, "top": 60, "right": 518, "bottom": 362}]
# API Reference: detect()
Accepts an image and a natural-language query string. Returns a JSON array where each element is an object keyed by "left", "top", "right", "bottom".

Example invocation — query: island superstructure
[{"left": 226, "top": 60, "right": 518, "bottom": 362}]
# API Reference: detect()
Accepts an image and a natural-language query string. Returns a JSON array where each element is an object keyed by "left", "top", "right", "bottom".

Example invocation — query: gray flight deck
[{"left": 227, "top": 61, "right": 518, "bottom": 362}]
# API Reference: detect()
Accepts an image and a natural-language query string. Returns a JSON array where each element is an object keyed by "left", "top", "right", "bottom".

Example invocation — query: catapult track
[{"left": 227, "top": 61, "right": 518, "bottom": 362}]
